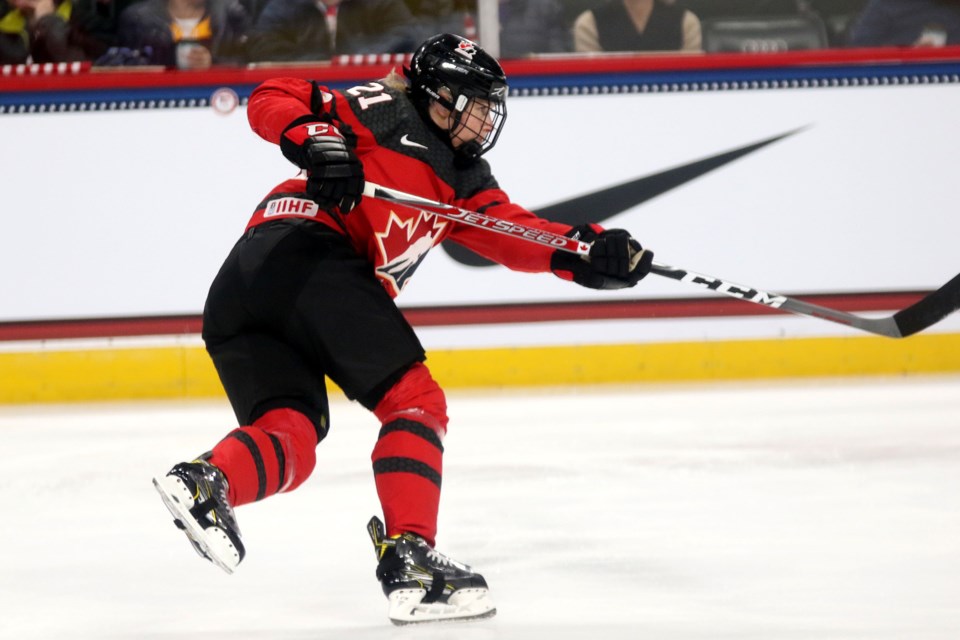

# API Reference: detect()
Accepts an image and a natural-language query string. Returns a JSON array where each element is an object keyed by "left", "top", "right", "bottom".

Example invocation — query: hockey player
[{"left": 153, "top": 33, "right": 653, "bottom": 625}]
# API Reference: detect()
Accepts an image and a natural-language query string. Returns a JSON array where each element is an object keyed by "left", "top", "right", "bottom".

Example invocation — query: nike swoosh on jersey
[
  {"left": 441, "top": 128, "right": 805, "bottom": 267},
  {"left": 400, "top": 134, "right": 429, "bottom": 150}
]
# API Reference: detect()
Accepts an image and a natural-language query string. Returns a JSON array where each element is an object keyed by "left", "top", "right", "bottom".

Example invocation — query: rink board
[
  {"left": 2, "top": 51, "right": 960, "bottom": 401},
  {"left": 3, "top": 332, "right": 959, "bottom": 403}
]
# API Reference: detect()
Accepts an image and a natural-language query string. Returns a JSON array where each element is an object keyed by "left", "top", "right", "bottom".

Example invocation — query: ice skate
[
  {"left": 153, "top": 459, "right": 245, "bottom": 574},
  {"left": 367, "top": 516, "right": 496, "bottom": 625}
]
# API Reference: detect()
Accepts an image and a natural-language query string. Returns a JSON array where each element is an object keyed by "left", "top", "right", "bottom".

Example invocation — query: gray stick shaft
[{"left": 649, "top": 264, "right": 904, "bottom": 338}]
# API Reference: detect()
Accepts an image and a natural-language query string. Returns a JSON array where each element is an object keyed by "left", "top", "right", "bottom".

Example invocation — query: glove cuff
[
  {"left": 551, "top": 225, "right": 601, "bottom": 288},
  {"left": 280, "top": 116, "right": 338, "bottom": 167}
]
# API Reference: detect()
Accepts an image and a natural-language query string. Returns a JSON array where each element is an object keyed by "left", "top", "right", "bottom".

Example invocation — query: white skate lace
[{"left": 426, "top": 548, "right": 453, "bottom": 567}]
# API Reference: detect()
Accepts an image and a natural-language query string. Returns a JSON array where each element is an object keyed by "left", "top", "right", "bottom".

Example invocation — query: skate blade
[
  {"left": 387, "top": 588, "right": 497, "bottom": 625},
  {"left": 152, "top": 476, "right": 240, "bottom": 575}
]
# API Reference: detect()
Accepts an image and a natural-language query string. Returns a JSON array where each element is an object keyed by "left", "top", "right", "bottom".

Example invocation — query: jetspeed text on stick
[{"left": 455, "top": 211, "right": 570, "bottom": 247}]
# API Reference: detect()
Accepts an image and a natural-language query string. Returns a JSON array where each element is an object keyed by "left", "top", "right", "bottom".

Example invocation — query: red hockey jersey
[{"left": 245, "top": 77, "right": 574, "bottom": 298}]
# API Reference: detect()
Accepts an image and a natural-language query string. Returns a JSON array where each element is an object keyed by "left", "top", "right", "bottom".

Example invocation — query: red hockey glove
[
  {"left": 281, "top": 119, "right": 364, "bottom": 214},
  {"left": 550, "top": 225, "right": 653, "bottom": 290}
]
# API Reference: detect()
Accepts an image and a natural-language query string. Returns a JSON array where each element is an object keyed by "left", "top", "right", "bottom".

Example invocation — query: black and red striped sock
[
  {"left": 371, "top": 363, "right": 449, "bottom": 546},
  {"left": 371, "top": 413, "right": 444, "bottom": 546}
]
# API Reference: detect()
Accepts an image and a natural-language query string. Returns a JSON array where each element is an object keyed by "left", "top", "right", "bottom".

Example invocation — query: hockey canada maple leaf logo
[
  {"left": 375, "top": 209, "right": 448, "bottom": 295},
  {"left": 455, "top": 40, "right": 477, "bottom": 60}
]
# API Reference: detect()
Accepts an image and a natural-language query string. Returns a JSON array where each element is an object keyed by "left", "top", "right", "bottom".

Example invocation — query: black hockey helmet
[{"left": 405, "top": 33, "right": 508, "bottom": 160}]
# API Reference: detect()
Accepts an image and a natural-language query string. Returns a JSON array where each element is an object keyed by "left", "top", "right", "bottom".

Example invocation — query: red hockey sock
[
  {"left": 208, "top": 408, "right": 318, "bottom": 507},
  {"left": 372, "top": 363, "right": 447, "bottom": 546}
]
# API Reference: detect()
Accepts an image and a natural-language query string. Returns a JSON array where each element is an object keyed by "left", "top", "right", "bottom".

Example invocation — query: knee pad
[
  {"left": 209, "top": 407, "right": 319, "bottom": 506},
  {"left": 252, "top": 407, "right": 318, "bottom": 493},
  {"left": 373, "top": 362, "right": 448, "bottom": 437}
]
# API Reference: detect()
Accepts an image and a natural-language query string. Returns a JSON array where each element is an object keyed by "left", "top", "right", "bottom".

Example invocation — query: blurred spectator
[
  {"left": 678, "top": 0, "right": 800, "bottom": 21},
  {"left": 248, "top": 0, "right": 420, "bottom": 62},
  {"left": 573, "top": 0, "right": 702, "bottom": 53},
  {"left": 405, "top": 0, "right": 455, "bottom": 23},
  {"left": 847, "top": 0, "right": 960, "bottom": 47},
  {"left": 801, "top": 0, "right": 868, "bottom": 46},
  {"left": 70, "top": 0, "right": 139, "bottom": 60},
  {"left": 499, "top": 0, "right": 570, "bottom": 57},
  {"left": 116, "top": 0, "right": 250, "bottom": 68},
  {"left": 1, "top": 0, "right": 87, "bottom": 63},
  {"left": 404, "top": 0, "right": 480, "bottom": 41},
  {"left": 0, "top": 0, "right": 141, "bottom": 64},
  {"left": 240, "top": 0, "right": 266, "bottom": 20}
]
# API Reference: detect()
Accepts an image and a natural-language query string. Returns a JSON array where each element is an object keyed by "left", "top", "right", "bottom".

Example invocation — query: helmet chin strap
[
  {"left": 455, "top": 140, "right": 483, "bottom": 161},
  {"left": 448, "top": 115, "right": 483, "bottom": 161}
]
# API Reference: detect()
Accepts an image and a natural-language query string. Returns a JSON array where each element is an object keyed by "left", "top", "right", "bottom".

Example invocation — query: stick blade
[{"left": 893, "top": 271, "right": 960, "bottom": 337}]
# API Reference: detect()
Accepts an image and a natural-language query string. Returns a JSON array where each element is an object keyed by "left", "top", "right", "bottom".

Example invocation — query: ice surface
[{"left": 1, "top": 376, "right": 958, "bottom": 639}]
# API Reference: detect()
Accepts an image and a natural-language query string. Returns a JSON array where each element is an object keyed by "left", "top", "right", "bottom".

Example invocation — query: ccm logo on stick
[{"left": 679, "top": 271, "right": 787, "bottom": 308}]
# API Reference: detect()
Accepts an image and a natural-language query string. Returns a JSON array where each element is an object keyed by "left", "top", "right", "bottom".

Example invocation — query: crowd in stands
[{"left": 2, "top": 0, "right": 959, "bottom": 68}]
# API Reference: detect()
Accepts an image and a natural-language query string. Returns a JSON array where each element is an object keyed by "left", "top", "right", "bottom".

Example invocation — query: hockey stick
[
  {"left": 364, "top": 182, "right": 593, "bottom": 256},
  {"left": 364, "top": 182, "right": 960, "bottom": 338}
]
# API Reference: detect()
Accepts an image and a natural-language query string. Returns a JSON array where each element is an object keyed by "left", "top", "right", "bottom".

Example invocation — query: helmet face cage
[
  {"left": 447, "top": 86, "right": 507, "bottom": 160},
  {"left": 407, "top": 34, "right": 508, "bottom": 159}
]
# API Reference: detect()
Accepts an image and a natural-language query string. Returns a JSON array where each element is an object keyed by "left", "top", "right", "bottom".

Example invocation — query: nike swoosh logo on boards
[
  {"left": 401, "top": 134, "right": 429, "bottom": 150},
  {"left": 441, "top": 128, "right": 806, "bottom": 267}
]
